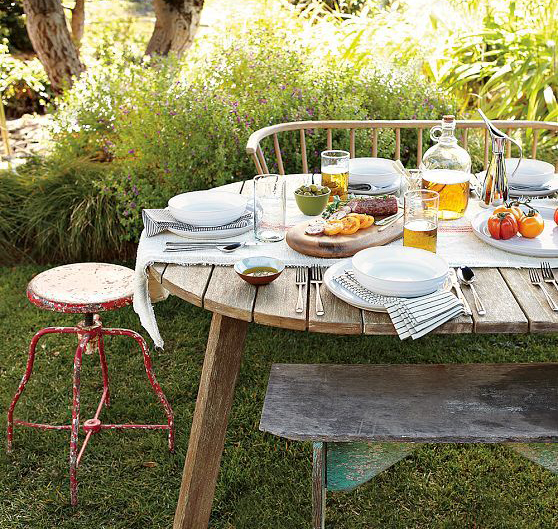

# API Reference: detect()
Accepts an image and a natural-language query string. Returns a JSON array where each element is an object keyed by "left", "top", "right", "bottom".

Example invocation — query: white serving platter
[
  {"left": 351, "top": 246, "right": 449, "bottom": 297},
  {"left": 471, "top": 205, "right": 558, "bottom": 257}
]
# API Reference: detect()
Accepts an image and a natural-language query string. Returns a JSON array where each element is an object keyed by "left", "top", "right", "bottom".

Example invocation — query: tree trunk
[
  {"left": 22, "top": 0, "right": 84, "bottom": 92},
  {"left": 146, "top": 0, "right": 204, "bottom": 57},
  {"left": 71, "top": 0, "right": 85, "bottom": 47}
]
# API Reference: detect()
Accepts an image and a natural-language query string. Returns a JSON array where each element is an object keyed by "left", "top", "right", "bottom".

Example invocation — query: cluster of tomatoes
[
  {"left": 487, "top": 202, "right": 545, "bottom": 240},
  {"left": 305, "top": 212, "right": 375, "bottom": 236}
]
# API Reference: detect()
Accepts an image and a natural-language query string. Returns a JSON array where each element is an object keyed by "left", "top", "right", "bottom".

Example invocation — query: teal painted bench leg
[
  {"left": 312, "top": 441, "right": 416, "bottom": 528},
  {"left": 508, "top": 443, "right": 558, "bottom": 473}
]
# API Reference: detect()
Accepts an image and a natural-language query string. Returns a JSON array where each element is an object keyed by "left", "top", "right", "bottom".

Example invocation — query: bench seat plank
[{"left": 260, "top": 363, "right": 558, "bottom": 443}]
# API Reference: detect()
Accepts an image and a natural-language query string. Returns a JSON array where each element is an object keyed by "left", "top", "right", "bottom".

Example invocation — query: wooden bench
[{"left": 260, "top": 363, "right": 558, "bottom": 528}]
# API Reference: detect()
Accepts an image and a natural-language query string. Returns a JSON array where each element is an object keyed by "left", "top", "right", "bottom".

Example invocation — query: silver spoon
[
  {"left": 457, "top": 267, "right": 486, "bottom": 316},
  {"left": 164, "top": 242, "right": 248, "bottom": 253}
]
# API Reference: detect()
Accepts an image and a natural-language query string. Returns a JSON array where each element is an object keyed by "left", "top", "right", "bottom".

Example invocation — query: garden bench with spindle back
[{"left": 260, "top": 362, "right": 558, "bottom": 529}]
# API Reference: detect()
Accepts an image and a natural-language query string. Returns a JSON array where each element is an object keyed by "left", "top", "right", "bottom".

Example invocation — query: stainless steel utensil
[
  {"left": 529, "top": 268, "right": 558, "bottom": 311},
  {"left": 310, "top": 265, "right": 325, "bottom": 316},
  {"left": 377, "top": 211, "right": 404, "bottom": 232},
  {"left": 457, "top": 267, "right": 486, "bottom": 316},
  {"left": 164, "top": 242, "right": 250, "bottom": 253},
  {"left": 295, "top": 267, "right": 307, "bottom": 313},
  {"left": 540, "top": 262, "right": 558, "bottom": 292},
  {"left": 449, "top": 269, "right": 472, "bottom": 316}
]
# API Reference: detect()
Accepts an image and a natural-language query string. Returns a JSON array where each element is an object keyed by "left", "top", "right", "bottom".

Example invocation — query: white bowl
[
  {"left": 349, "top": 157, "right": 399, "bottom": 186},
  {"left": 351, "top": 246, "right": 449, "bottom": 298},
  {"left": 507, "top": 158, "right": 555, "bottom": 185},
  {"left": 168, "top": 191, "right": 248, "bottom": 227}
]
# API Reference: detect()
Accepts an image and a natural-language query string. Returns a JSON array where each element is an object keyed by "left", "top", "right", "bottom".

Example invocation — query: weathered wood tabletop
[{"left": 148, "top": 179, "right": 558, "bottom": 529}]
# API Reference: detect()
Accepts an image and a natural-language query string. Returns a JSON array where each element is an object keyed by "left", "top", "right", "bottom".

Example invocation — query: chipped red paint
[{"left": 8, "top": 270, "right": 175, "bottom": 505}]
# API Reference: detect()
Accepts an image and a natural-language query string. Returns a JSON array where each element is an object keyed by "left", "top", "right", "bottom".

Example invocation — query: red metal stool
[{"left": 7, "top": 263, "right": 174, "bottom": 505}]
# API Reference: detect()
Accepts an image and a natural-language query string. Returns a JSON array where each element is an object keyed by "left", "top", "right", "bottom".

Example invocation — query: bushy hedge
[{"left": 2, "top": 31, "right": 452, "bottom": 264}]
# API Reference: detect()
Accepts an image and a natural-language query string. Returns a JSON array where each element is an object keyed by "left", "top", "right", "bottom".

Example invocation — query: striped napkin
[
  {"left": 142, "top": 208, "right": 253, "bottom": 237},
  {"left": 333, "top": 270, "right": 464, "bottom": 340}
]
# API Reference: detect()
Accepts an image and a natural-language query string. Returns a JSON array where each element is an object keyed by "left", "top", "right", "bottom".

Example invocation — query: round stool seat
[{"left": 27, "top": 263, "right": 134, "bottom": 314}]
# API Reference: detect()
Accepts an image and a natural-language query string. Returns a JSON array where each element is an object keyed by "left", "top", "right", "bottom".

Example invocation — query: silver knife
[{"left": 449, "top": 269, "right": 472, "bottom": 316}]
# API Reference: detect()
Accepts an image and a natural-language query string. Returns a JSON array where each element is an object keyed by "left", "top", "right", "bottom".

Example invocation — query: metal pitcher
[{"left": 478, "top": 109, "right": 522, "bottom": 207}]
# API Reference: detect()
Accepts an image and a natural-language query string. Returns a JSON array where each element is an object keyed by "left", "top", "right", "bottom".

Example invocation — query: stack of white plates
[
  {"left": 351, "top": 247, "right": 449, "bottom": 298},
  {"left": 168, "top": 191, "right": 248, "bottom": 227},
  {"left": 477, "top": 158, "right": 557, "bottom": 197},
  {"left": 349, "top": 157, "right": 400, "bottom": 194}
]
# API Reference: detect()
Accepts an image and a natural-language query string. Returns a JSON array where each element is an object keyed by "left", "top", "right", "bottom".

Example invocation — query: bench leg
[{"left": 313, "top": 442, "right": 326, "bottom": 529}]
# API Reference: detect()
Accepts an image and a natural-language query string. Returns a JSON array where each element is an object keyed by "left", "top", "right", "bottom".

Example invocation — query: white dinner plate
[
  {"left": 168, "top": 191, "right": 248, "bottom": 226},
  {"left": 349, "top": 157, "right": 400, "bottom": 186},
  {"left": 351, "top": 246, "right": 449, "bottom": 297},
  {"left": 471, "top": 204, "right": 558, "bottom": 257},
  {"left": 323, "top": 259, "right": 450, "bottom": 312},
  {"left": 323, "top": 259, "right": 390, "bottom": 312},
  {"left": 349, "top": 178, "right": 401, "bottom": 196}
]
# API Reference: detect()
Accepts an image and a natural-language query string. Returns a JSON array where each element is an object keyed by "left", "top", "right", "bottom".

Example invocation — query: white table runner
[{"left": 134, "top": 194, "right": 558, "bottom": 347}]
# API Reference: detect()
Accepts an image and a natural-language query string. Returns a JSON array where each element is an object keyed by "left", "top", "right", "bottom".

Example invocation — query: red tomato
[
  {"left": 554, "top": 208, "right": 558, "bottom": 225},
  {"left": 487, "top": 212, "right": 518, "bottom": 240},
  {"left": 518, "top": 210, "right": 544, "bottom": 238}
]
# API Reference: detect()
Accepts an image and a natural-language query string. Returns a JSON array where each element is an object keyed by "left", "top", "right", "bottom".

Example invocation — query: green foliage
[
  {"left": 30, "top": 29, "right": 449, "bottom": 261},
  {"left": 436, "top": 1, "right": 558, "bottom": 122},
  {"left": 0, "top": 0, "right": 32, "bottom": 53},
  {"left": 0, "top": 39, "right": 53, "bottom": 117}
]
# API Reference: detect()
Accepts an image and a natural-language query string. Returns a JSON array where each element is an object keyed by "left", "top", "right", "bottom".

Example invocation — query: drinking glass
[
  {"left": 253, "top": 174, "right": 286, "bottom": 242},
  {"left": 421, "top": 169, "right": 470, "bottom": 220},
  {"left": 321, "top": 150, "right": 349, "bottom": 202},
  {"left": 403, "top": 189, "right": 439, "bottom": 253}
]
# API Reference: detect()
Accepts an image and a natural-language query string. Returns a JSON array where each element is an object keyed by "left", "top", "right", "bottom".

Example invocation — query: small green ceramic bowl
[{"left": 294, "top": 188, "right": 331, "bottom": 216}]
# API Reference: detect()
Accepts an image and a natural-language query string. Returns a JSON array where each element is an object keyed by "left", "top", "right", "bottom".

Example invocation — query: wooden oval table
[{"left": 148, "top": 181, "right": 558, "bottom": 529}]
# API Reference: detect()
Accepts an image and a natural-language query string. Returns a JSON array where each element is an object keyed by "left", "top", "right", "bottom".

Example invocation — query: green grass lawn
[{"left": 1, "top": 265, "right": 558, "bottom": 528}]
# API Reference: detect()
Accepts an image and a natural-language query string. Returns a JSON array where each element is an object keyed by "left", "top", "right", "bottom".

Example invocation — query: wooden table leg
[{"left": 173, "top": 313, "right": 249, "bottom": 529}]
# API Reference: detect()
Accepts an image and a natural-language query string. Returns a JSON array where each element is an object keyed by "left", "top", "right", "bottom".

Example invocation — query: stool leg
[
  {"left": 70, "top": 334, "right": 89, "bottom": 506},
  {"left": 7, "top": 327, "right": 78, "bottom": 452},
  {"left": 97, "top": 333, "right": 110, "bottom": 407},
  {"left": 103, "top": 328, "right": 175, "bottom": 452}
]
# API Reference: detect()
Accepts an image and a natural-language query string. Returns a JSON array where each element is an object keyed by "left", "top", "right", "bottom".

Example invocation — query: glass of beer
[
  {"left": 421, "top": 169, "right": 470, "bottom": 220},
  {"left": 403, "top": 189, "right": 439, "bottom": 253},
  {"left": 321, "top": 150, "right": 349, "bottom": 202}
]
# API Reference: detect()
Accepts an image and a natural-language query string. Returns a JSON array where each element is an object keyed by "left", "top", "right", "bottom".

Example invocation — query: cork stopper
[{"left": 442, "top": 115, "right": 455, "bottom": 123}]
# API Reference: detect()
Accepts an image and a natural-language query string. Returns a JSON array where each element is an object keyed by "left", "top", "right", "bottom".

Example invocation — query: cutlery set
[
  {"left": 295, "top": 266, "right": 326, "bottom": 316},
  {"left": 529, "top": 262, "right": 558, "bottom": 312}
]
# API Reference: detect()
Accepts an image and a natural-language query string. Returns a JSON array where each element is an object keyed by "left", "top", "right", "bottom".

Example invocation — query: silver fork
[
  {"left": 529, "top": 268, "right": 558, "bottom": 311},
  {"left": 540, "top": 262, "right": 558, "bottom": 293},
  {"left": 295, "top": 267, "right": 307, "bottom": 314},
  {"left": 311, "top": 265, "right": 325, "bottom": 317}
]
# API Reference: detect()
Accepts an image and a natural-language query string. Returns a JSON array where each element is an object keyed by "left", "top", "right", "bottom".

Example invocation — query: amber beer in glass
[
  {"left": 403, "top": 189, "right": 439, "bottom": 253},
  {"left": 421, "top": 169, "right": 470, "bottom": 220},
  {"left": 321, "top": 150, "right": 349, "bottom": 202}
]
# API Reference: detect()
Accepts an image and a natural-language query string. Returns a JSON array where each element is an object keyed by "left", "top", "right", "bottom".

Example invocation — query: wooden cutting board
[{"left": 286, "top": 216, "right": 404, "bottom": 258}]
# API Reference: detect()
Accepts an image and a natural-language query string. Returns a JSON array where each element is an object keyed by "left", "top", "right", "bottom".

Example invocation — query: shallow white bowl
[
  {"left": 349, "top": 157, "right": 399, "bottom": 186},
  {"left": 507, "top": 158, "right": 555, "bottom": 185},
  {"left": 351, "top": 246, "right": 449, "bottom": 297},
  {"left": 168, "top": 191, "right": 248, "bottom": 227}
]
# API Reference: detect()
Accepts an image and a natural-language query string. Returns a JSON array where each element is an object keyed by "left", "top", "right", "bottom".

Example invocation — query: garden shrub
[
  {"left": 0, "top": 39, "right": 53, "bottom": 117},
  {"left": 4, "top": 27, "right": 452, "bottom": 264}
]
